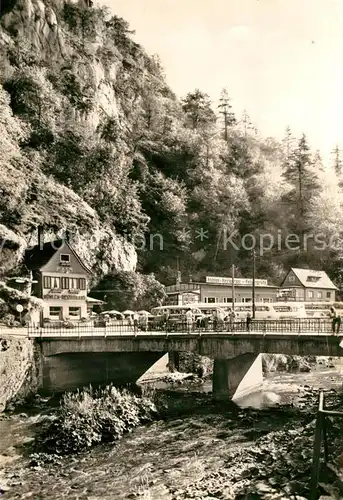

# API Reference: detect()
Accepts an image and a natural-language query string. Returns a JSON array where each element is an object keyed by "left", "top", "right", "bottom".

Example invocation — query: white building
[
  {"left": 279, "top": 268, "right": 338, "bottom": 302},
  {"left": 165, "top": 276, "right": 278, "bottom": 305},
  {"left": 24, "top": 238, "right": 98, "bottom": 323}
]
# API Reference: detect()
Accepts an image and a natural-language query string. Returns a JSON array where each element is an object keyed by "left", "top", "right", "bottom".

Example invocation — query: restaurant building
[
  {"left": 165, "top": 276, "right": 278, "bottom": 306},
  {"left": 279, "top": 268, "right": 337, "bottom": 302},
  {"left": 24, "top": 238, "right": 97, "bottom": 322}
]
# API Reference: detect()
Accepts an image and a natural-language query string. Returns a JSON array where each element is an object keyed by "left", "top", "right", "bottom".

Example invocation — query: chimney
[
  {"left": 189, "top": 274, "right": 193, "bottom": 283},
  {"left": 37, "top": 226, "right": 43, "bottom": 249}
]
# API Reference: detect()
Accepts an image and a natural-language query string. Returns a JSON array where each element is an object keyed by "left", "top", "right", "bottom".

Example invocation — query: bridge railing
[{"left": 26, "top": 318, "right": 338, "bottom": 338}]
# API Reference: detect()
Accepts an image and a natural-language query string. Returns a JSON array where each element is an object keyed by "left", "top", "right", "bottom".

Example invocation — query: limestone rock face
[
  {"left": 0, "top": 0, "right": 138, "bottom": 276},
  {"left": 0, "top": 337, "right": 40, "bottom": 411},
  {"left": 0, "top": 0, "right": 122, "bottom": 127},
  {"left": 1, "top": 0, "right": 69, "bottom": 59}
]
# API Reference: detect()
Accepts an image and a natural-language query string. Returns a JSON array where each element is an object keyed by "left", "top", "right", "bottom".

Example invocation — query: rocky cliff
[
  {"left": 0, "top": 0, "right": 280, "bottom": 285},
  {"left": 0, "top": 336, "right": 41, "bottom": 411},
  {"left": 0, "top": 0, "right": 152, "bottom": 278}
]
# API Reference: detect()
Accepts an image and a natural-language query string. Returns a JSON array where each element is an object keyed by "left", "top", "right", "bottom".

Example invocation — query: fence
[
  {"left": 26, "top": 318, "right": 338, "bottom": 338},
  {"left": 310, "top": 392, "right": 343, "bottom": 499}
]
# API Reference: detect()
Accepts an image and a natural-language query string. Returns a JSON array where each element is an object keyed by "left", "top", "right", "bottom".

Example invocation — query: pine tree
[
  {"left": 240, "top": 109, "right": 254, "bottom": 139},
  {"left": 217, "top": 88, "right": 236, "bottom": 140},
  {"left": 282, "top": 126, "right": 295, "bottom": 162},
  {"left": 282, "top": 133, "right": 319, "bottom": 223},
  {"left": 312, "top": 150, "right": 324, "bottom": 173},
  {"left": 331, "top": 145, "right": 342, "bottom": 177},
  {"left": 181, "top": 89, "right": 216, "bottom": 130}
]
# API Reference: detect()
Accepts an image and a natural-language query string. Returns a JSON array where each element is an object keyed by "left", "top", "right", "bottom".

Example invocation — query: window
[
  {"left": 326, "top": 292, "right": 331, "bottom": 299},
  {"left": 308, "top": 290, "right": 314, "bottom": 298},
  {"left": 43, "top": 276, "right": 51, "bottom": 288},
  {"left": 207, "top": 297, "right": 215, "bottom": 303},
  {"left": 317, "top": 291, "right": 323, "bottom": 299},
  {"left": 256, "top": 306, "right": 270, "bottom": 311},
  {"left": 78, "top": 278, "right": 86, "bottom": 290},
  {"left": 52, "top": 277, "right": 60, "bottom": 289},
  {"left": 69, "top": 278, "right": 78, "bottom": 289},
  {"left": 49, "top": 306, "right": 62, "bottom": 317},
  {"left": 61, "top": 277, "right": 69, "bottom": 289},
  {"left": 60, "top": 254, "right": 70, "bottom": 263},
  {"left": 307, "top": 276, "right": 320, "bottom": 282},
  {"left": 69, "top": 307, "right": 81, "bottom": 317},
  {"left": 274, "top": 305, "right": 291, "bottom": 312}
]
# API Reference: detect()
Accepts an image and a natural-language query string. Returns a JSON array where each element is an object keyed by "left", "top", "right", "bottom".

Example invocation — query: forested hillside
[{"left": 1, "top": 0, "right": 343, "bottom": 302}]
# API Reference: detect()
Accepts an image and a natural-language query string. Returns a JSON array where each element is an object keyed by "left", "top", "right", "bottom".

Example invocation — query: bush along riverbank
[{"left": 31, "top": 385, "right": 161, "bottom": 457}]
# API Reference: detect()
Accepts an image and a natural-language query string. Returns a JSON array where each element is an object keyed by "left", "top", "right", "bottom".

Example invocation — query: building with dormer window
[
  {"left": 279, "top": 268, "right": 337, "bottom": 302},
  {"left": 24, "top": 239, "right": 94, "bottom": 322}
]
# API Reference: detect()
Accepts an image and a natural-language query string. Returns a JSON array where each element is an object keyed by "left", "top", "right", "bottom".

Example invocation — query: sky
[{"left": 100, "top": 0, "right": 343, "bottom": 167}]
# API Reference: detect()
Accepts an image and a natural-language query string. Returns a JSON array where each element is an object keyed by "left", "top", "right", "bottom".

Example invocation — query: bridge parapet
[
  {"left": 28, "top": 318, "right": 341, "bottom": 339},
  {"left": 38, "top": 332, "right": 343, "bottom": 358}
]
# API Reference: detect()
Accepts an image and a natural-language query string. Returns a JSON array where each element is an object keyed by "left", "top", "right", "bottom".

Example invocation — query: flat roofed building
[
  {"left": 164, "top": 276, "right": 278, "bottom": 305},
  {"left": 279, "top": 268, "right": 337, "bottom": 302}
]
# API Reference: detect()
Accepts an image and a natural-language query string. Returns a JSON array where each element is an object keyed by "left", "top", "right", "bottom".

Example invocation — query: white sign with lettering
[
  {"left": 205, "top": 276, "right": 268, "bottom": 286},
  {"left": 44, "top": 290, "right": 85, "bottom": 300},
  {"left": 44, "top": 294, "right": 86, "bottom": 300}
]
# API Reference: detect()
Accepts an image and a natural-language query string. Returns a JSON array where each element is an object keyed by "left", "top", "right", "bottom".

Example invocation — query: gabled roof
[
  {"left": 284, "top": 268, "right": 337, "bottom": 290},
  {"left": 25, "top": 240, "right": 63, "bottom": 270},
  {"left": 24, "top": 240, "right": 92, "bottom": 275}
]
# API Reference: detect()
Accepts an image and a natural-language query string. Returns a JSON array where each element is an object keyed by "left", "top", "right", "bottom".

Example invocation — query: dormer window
[
  {"left": 307, "top": 276, "right": 320, "bottom": 282},
  {"left": 60, "top": 254, "right": 70, "bottom": 263}
]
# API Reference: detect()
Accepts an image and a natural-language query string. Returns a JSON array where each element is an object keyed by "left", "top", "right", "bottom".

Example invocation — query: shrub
[
  {"left": 35, "top": 385, "right": 159, "bottom": 455},
  {"left": 1, "top": 313, "right": 16, "bottom": 326}
]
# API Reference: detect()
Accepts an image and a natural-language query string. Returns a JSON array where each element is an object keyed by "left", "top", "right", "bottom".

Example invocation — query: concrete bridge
[{"left": 6, "top": 319, "right": 337, "bottom": 400}]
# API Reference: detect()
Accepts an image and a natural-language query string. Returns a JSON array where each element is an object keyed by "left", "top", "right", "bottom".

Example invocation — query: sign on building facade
[{"left": 205, "top": 276, "right": 268, "bottom": 286}]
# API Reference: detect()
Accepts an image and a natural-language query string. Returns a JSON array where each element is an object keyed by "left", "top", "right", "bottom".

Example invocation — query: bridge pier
[
  {"left": 41, "top": 352, "right": 167, "bottom": 394},
  {"left": 212, "top": 353, "right": 263, "bottom": 401}
]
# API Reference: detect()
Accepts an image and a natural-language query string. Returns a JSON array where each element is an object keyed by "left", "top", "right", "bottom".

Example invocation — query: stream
[{"left": 0, "top": 361, "right": 342, "bottom": 499}]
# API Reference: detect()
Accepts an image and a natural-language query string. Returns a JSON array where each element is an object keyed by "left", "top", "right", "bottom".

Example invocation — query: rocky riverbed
[{"left": 0, "top": 363, "right": 342, "bottom": 499}]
